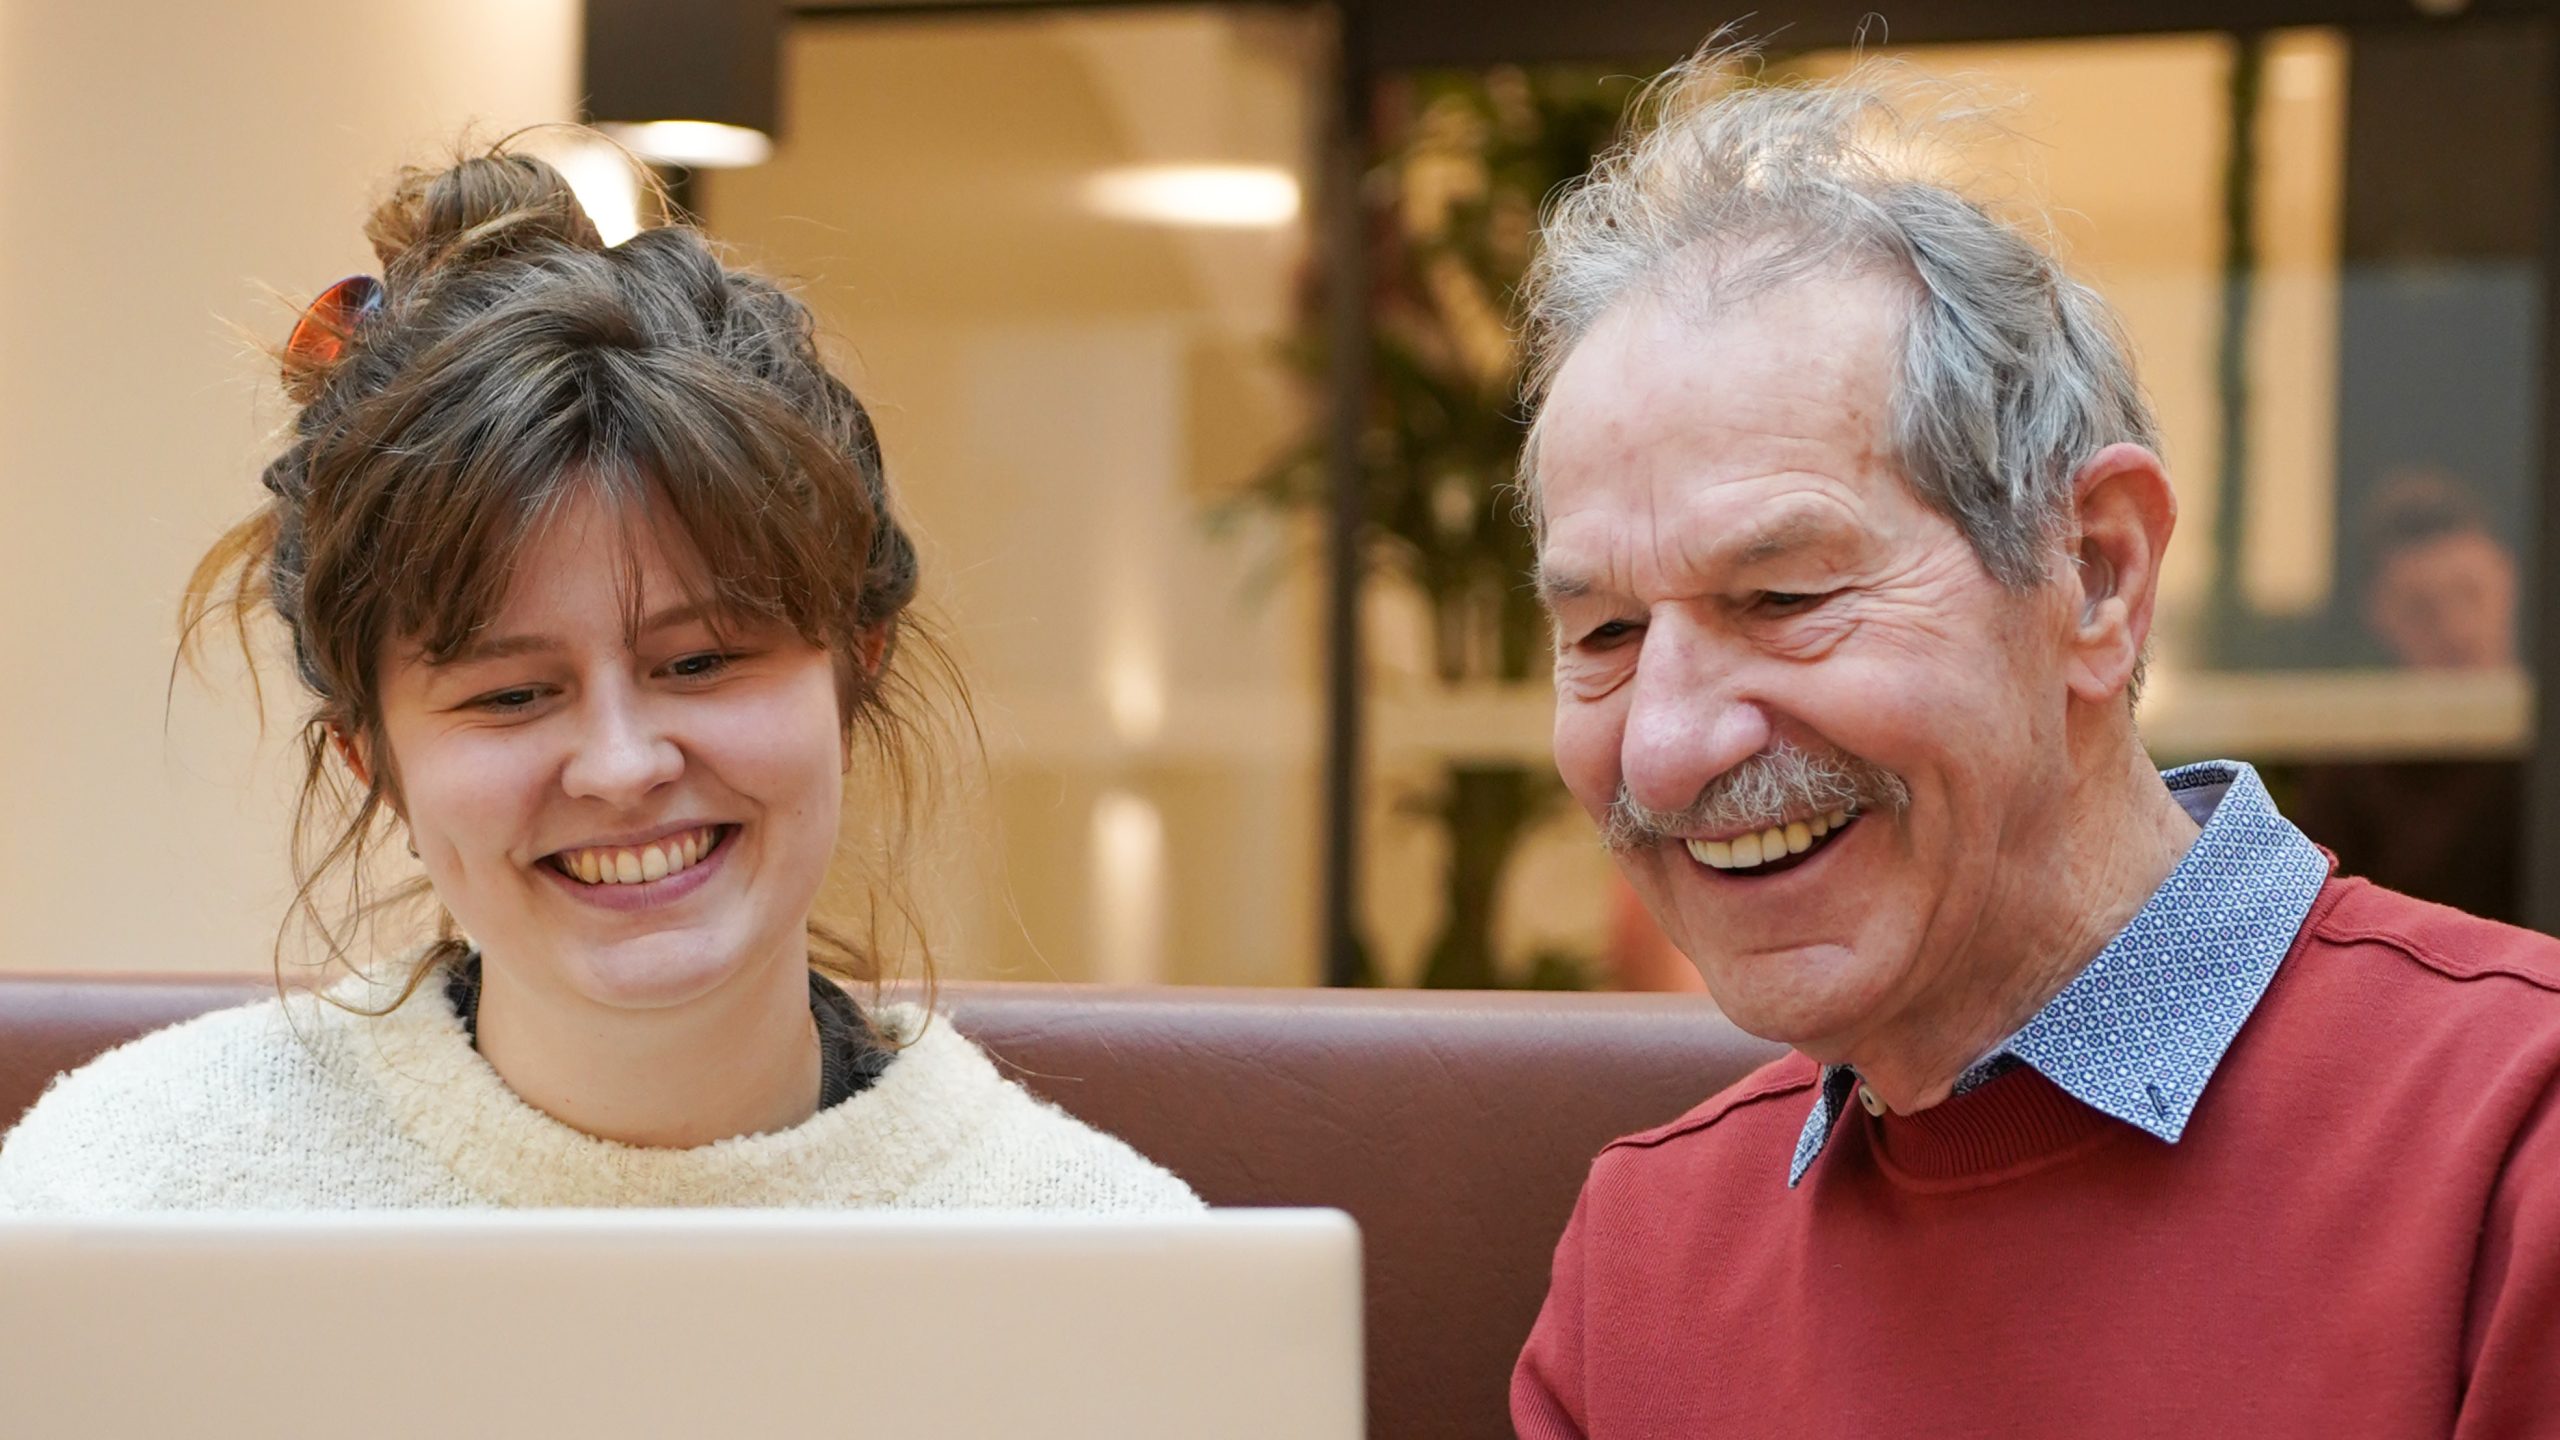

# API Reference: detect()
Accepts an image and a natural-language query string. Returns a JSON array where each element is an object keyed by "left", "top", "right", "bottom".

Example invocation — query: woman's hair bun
[{"left": 363, "top": 150, "right": 603, "bottom": 285}]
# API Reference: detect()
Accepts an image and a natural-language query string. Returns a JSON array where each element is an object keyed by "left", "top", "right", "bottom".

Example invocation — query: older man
[{"left": 1511, "top": 56, "right": 2560, "bottom": 1438}]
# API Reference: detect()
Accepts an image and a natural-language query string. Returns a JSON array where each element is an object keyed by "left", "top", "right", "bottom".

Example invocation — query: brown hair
[
  {"left": 183, "top": 137, "right": 956, "bottom": 1016},
  {"left": 2358, "top": 468, "right": 2502, "bottom": 581}
]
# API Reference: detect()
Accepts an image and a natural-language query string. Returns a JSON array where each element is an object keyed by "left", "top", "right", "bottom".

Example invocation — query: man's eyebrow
[
  {"left": 439, "top": 601, "right": 722, "bottom": 666},
  {"left": 1534, "top": 566, "right": 1596, "bottom": 607},
  {"left": 1720, "top": 509, "right": 1857, "bottom": 570},
  {"left": 1536, "top": 509, "right": 1856, "bottom": 608}
]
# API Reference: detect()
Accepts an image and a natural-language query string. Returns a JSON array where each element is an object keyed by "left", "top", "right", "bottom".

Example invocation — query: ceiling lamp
[
  {"left": 549, "top": 141, "right": 648, "bottom": 245},
  {"left": 1082, "top": 164, "right": 1303, "bottom": 229},
  {"left": 583, "top": 0, "right": 784, "bottom": 169},
  {"left": 600, "top": 121, "right": 773, "bottom": 170}
]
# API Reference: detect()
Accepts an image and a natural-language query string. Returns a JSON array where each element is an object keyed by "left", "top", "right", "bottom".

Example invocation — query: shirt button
[{"left": 1859, "top": 1085, "right": 1887, "bottom": 1117}]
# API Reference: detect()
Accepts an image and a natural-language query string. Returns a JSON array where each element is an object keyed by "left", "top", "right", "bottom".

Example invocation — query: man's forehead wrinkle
[
  {"left": 1617, "top": 278, "right": 1902, "bottom": 443},
  {"left": 1537, "top": 481, "right": 1660, "bottom": 609},
  {"left": 1639, "top": 486, "right": 1832, "bottom": 599},
  {"left": 1532, "top": 275, "right": 1908, "bottom": 611}
]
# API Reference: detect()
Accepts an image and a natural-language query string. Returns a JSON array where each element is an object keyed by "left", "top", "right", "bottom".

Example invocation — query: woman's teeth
[
  {"left": 1685, "top": 810, "right": 1851, "bottom": 872},
  {"left": 553, "top": 826, "right": 721, "bottom": 886}
]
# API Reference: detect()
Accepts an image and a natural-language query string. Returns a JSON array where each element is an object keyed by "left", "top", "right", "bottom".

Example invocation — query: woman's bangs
[
  {"left": 380, "top": 461, "right": 572, "bottom": 669},
  {"left": 603, "top": 388, "right": 857, "bottom": 652},
  {"left": 376, "top": 374, "right": 846, "bottom": 667}
]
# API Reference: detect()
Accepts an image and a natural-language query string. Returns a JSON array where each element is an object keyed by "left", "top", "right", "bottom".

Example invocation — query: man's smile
[{"left": 1681, "top": 807, "right": 1863, "bottom": 876}]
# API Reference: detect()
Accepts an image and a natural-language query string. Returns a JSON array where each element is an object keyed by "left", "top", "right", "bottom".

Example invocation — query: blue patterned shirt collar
[{"left": 1787, "top": 759, "right": 2331, "bottom": 1187}]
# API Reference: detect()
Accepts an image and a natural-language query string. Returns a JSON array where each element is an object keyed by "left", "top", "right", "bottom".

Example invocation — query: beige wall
[{"left": 0, "top": 0, "right": 577, "bottom": 973}]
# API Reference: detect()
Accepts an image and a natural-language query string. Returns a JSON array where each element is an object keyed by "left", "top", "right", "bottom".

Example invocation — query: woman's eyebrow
[
  {"left": 438, "top": 632, "right": 556, "bottom": 667},
  {"left": 439, "top": 602, "right": 722, "bottom": 666},
  {"left": 639, "top": 600, "right": 721, "bottom": 635}
]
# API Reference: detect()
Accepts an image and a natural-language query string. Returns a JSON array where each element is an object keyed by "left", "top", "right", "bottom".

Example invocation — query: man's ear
[{"left": 2063, "top": 442, "right": 2177, "bottom": 705}]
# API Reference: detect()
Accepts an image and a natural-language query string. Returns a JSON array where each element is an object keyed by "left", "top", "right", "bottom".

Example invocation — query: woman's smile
[{"left": 539, "top": 822, "right": 741, "bottom": 913}]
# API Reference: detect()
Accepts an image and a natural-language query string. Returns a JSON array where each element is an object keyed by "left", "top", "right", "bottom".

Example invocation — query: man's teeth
[
  {"left": 1685, "top": 811, "right": 1851, "bottom": 872},
  {"left": 555, "top": 827, "right": 720, "bottom": 886}
]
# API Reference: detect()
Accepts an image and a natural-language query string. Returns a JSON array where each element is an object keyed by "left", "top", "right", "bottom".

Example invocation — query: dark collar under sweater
[{"left": 441, "top": 954, "right": 889, "bottom": 1112}]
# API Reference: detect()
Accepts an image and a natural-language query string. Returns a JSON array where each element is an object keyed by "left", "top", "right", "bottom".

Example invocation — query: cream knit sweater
[{"left": 0, "top": 969, "right": 1201, "bottom": 1215}]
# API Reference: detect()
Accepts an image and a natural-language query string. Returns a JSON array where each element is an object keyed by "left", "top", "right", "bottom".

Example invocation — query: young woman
[{"left": 0, "top": 145, "right": 1198, "bottom": 1213}]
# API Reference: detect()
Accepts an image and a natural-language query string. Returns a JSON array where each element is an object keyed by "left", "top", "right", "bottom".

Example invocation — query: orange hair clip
[{"left": 284, "top": 274, "right": 385, "bottom": 373}]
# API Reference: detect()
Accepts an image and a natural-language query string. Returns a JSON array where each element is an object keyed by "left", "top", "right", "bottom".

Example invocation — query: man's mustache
[{"left": 1602, "top": 742, "right": 1911, "bottom": 853}]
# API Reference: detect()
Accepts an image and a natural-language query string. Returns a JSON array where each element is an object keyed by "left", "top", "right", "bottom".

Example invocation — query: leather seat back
[{"left": 0, "top": 973, "right": 1780, "bottom": 1438}]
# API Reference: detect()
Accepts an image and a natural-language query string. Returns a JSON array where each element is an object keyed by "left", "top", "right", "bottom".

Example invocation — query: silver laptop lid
[{"left": 0, "top": 1208, "right": 1362, "bottom": 1439}]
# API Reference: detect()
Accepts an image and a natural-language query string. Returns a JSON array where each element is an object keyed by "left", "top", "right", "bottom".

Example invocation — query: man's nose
[
  {"left": 1619, "top": 621, "right": 1770, "bottom": 815},
  {"left": 559, "top": 686, "right": 682, "bottom": 805}
]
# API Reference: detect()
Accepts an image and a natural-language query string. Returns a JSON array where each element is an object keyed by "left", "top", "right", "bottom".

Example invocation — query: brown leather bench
[{"left": 0, "top": 973, "right": 1780, "bottom": 1439}]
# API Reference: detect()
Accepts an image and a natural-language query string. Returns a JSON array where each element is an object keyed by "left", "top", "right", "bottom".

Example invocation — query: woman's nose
[{"left": 558, "top": 690, "right": 682, "bottom": 804}]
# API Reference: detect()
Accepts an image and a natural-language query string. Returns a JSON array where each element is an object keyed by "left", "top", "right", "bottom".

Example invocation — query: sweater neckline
[
  {"left": 1864, "top": 1064, "right": 2128, "bottom": 1189},
  {"left": 439, "top": 953, "right": 892, "bottom": 1112},
  {"left": 304, "top": 965, "right": 1010, "bottom": 1208}
]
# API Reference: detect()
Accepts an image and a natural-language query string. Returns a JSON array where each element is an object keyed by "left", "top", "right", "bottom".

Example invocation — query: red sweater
[{"left": 1514, "top": 876, "right": 2560, "bottom": 1437}]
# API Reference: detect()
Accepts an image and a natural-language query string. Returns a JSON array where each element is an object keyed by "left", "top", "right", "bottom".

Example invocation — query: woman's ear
[
  {"left": 329, "top": 725, "right": 371, "bottom": 789},
  {"left": 853, "top": 623, "right": 891, "bottom": 679},
  {"left": 329, "top": 724, "right": 406, "bottom": 823},
  {"left": 836, "top": 626, "right": 894, "bottom": 775}
]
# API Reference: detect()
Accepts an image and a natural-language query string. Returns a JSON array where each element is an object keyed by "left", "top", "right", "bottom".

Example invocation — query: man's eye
[
  {"left": 1756, "top": 590, "right": 1828, "bottom": 615},
  {"left": 471, "top": 688, "right": 543, "bottom": 713},
  {"left": 1580, "top": 620, "right": 1641, "bottom": 648},
  {"left": 668, "top": 652, "right": 735, "bottom": 680}
]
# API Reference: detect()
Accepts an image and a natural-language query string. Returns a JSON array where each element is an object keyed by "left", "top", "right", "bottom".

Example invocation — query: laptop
[{"left": 0, "top": 1208, "right": 1362, "bottom": 1438}]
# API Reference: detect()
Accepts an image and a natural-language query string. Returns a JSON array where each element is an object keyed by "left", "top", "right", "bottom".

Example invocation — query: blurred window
[
  {"left": 1363, "top": 25, "right": 2549, "bottom": 987},
  {"left": 712, "top": 14, "right": 2550, "bottom": 986},
  {"left": 705, "top": 8, "right": 1327, "bottom": 984}
]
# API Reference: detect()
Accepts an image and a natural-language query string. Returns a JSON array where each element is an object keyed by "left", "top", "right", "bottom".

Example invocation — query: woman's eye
[
  {"left": 667, "top": 652, "right": 735, "bottom": 680},
  {"left": 471, "top": 688, "right": 544, "bottom": 713}
]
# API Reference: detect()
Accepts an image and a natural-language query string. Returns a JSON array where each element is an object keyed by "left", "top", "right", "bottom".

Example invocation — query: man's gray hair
[{"left": 1519, "top": 49, "right": 2162, "bottom": 590}]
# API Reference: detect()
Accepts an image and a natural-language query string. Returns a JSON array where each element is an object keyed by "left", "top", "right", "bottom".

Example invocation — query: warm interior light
[
  {"left": 551, "top": 141, "right": 645, "bottom": 246},
  {"left": 601, "top": 120, "right": 774, "bottom": 169},
  {"left": 1091, "top": 790, "right": 1167, "bottom": 985},
  {"left": 1104, "top": 652, "right": 1165, "bottom": 745},
  {"left": 2269, "top": 49, "right": 2334, "bottom": 102},
  {"left": 1082, "top": 164, "right": 1301, "bottom": 229}
]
